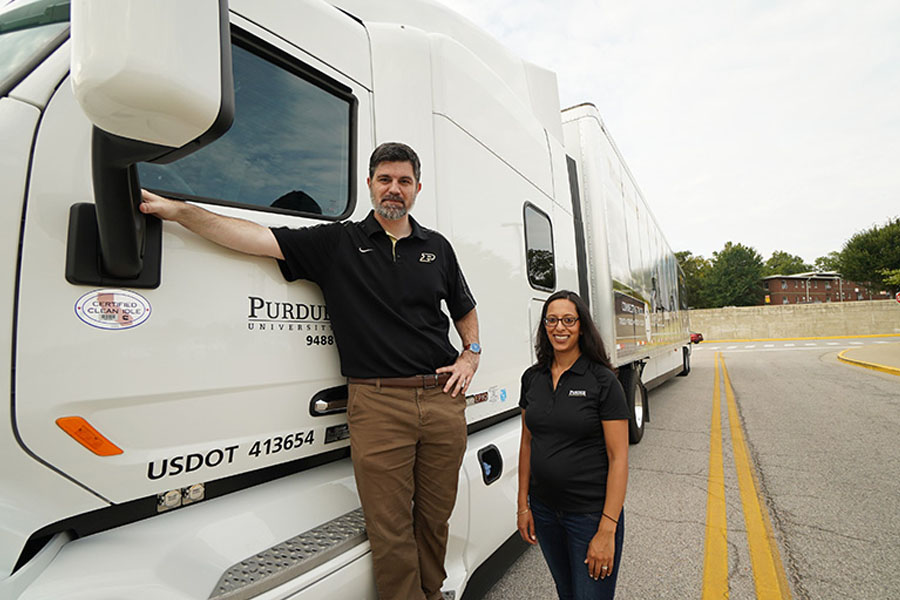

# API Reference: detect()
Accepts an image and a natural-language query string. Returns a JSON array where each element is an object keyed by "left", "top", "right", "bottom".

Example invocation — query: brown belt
[{"left": 348, "top": 373, "right": 451, "bottom": 389}]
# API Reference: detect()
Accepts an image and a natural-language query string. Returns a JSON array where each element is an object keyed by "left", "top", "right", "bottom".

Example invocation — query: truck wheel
[
  {"left": 620, "top": 366, "right": 646, "bottom": 444},
  {"left": 677, "top": 347, "right": 691, "bottom": 376}
]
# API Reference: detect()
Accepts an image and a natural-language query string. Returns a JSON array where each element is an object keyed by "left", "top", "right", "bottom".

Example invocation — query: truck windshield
[{"left": 0, "top": 0, "right": 69, "bottom": 91}]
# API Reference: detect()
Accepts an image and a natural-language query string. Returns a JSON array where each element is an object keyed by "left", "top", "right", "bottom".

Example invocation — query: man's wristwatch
[{"left": 464, "top": 342, "right": 482, "bottom": 355}]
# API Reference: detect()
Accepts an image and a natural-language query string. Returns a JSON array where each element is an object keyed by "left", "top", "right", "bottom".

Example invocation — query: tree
[
  {"left": 879, "top": 268, "right": 900, "bottom": 291},
  {"left": 764, "top": 251, "right": 811, "bottom": 276},
  {"left": 838, "top": 217, "right": 900, "bottom": 292},
  {"left": 675, "top": 250, "right": 713, "bottom": 308},
  {"left": 814, "top": 251, "right": 841, "bottom": 272},
  {"left": 706, "top": 242, "right": 765, "bottom": 307}
]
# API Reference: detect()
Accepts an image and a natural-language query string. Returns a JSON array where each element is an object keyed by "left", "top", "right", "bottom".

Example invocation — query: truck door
[{"left": 14, "top": 12, "right": 373, "bottom": 506}]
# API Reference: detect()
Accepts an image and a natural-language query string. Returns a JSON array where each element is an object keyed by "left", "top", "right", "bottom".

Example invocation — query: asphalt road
[{"left": 482, "top": 336, "right": 900, "bottom": 599}]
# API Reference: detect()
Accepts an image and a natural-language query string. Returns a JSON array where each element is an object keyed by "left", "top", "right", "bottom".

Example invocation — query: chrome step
[{"left": 209, "top": 508, "right": 367, "bottom": 600}]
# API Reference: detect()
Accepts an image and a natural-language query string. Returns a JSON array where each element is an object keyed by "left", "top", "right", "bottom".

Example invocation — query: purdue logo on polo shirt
[
  {"left": 419, "top": 252, "right": 436, "bottom": 263},
  {"left": 569, "top": 390, "right": 587, "bottom": 397}
]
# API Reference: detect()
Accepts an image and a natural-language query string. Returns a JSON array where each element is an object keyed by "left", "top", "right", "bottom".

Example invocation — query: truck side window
[
  {"left": 524, "top": 203, "right": 555, "bottom": 291},
  {"left": 138, "top": 37, "right": 355, "bottom": 220}
]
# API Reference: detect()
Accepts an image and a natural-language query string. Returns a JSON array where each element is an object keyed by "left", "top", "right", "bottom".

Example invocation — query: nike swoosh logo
[{"left": 358, "top": 247, "right": 374, "bottom": 253}]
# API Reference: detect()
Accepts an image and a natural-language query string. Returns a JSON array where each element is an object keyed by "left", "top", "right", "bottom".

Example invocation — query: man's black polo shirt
[
  {"left": 519, "top": 355, "right": 629, "bottom": 512},
  {"left": 271, "top": 211, "right": 476, "bottom": 378}
]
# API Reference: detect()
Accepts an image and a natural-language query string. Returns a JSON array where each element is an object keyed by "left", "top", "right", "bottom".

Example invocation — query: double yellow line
[{"left": 702, "top": 353, "right": 792, "bottom": 599}]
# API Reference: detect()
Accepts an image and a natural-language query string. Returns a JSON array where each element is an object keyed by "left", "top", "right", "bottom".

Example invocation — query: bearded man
[{"left": 141, "top": 142, "right": 480, "bottom": 600}]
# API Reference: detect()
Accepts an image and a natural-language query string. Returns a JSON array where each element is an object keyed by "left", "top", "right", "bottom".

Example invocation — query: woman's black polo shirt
[
  {"left": 271, "top": 211, "right": 476, "bottom": 378},
  {"left": 519, "top": 355, "right": 629, "bottom": 513}
]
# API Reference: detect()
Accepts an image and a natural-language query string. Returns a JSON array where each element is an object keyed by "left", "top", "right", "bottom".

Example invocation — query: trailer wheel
[
  {"left": 620, "top": 366, "right": 646, "bottom": 444},
  {"left": 677, "top": 346, "right": 691, "bottom": 376}
]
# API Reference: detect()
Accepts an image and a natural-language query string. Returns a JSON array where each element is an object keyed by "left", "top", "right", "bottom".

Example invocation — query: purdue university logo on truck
[{"left": 246, "top": 296, "right": 333, "bottom": 345}]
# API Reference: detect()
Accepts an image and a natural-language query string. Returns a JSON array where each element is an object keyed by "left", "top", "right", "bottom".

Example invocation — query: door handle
[{"left": 309, "top": 385, "right": 348, "bottom": 416}]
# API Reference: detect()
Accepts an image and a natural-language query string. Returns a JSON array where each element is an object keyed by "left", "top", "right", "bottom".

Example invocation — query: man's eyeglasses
[{"left": 544, "top": 316, "right": 579, "bottom": 328}]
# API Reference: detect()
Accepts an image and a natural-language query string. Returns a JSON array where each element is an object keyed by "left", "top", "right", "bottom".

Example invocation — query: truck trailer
[{"left": 0, "top": 0, "right": 691, "bottom": 597}]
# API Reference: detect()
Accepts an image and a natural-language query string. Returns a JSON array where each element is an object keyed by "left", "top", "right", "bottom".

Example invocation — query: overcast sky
[{"left": 437, "top": 0, "right": 900, "bottom": 265}]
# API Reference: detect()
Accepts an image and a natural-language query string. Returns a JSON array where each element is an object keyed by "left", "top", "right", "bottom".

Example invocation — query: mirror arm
[{"left": 90, "top": 127, "right": 171, "bottom": 279}]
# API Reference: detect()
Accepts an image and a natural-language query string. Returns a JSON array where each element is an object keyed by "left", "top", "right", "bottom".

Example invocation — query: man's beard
[{"left": 372, "top": 193, "right": 413, "bottom": 220}]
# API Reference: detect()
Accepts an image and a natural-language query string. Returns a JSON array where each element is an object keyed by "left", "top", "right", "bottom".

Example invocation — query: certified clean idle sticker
[{"left": 75, "top": 289, "right": 151, "bottom": 330}]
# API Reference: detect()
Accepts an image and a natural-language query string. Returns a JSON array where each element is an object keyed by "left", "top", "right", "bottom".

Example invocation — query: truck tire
[
  {"left": 619, "top": 366, "right": 646, "bottom": 444},
  {"left": 677, "top": 346, "right": 691, "bottom": 376}
]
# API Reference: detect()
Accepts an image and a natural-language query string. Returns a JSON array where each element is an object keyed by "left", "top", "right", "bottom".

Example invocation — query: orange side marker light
[{"left": 56, "top": 416, "right": 123, "bottom": 456}]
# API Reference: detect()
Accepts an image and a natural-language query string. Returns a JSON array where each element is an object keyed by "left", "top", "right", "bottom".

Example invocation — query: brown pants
[{"left": 348, "top": 383, "right": 467, "bottom": 600}]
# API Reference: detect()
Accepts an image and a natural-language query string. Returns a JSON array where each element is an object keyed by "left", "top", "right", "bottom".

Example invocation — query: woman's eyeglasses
[{"left": 543, "top": 316, "right": 579, "bottom": 328}]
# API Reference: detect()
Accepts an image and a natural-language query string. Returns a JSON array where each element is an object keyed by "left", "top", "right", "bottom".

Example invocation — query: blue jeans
[{"left": 530, "top": 496, "right": 624, "bottom": 600}]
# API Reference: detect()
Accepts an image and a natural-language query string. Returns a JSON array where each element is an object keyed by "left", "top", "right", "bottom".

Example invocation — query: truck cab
[{"left": 1, "top": 0, "right": 572, "bottom": 597}]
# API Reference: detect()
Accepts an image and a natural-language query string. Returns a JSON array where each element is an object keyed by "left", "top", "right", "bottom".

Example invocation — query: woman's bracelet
[
  {"left": 602, "top": 511, "right": 618, "bottom": 525},
  {"left": 517, "top": 507, "right": 530, "bottom": 515}
]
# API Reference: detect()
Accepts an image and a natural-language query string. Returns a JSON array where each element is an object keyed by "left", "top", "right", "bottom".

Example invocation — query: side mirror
[{"left": 66, "top": 0, "right": 234, "bottom": 287}]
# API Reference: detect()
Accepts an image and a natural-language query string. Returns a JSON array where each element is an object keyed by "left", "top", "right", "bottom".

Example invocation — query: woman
[{"left": 517, "top": 290, "right": 630, "bottom": 600}]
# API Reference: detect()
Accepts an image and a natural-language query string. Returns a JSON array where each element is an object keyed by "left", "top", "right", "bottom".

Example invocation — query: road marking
[
  {"left": 699, "top": 333, "right": 899, "bottom": 343},
  {"left": 721, "top": 356, "right": 793, "bottom": 599},
  {"left": 727, "top": 346, "right": 738, "bottom": 350},
  {"left": 850, "top": 342, "right": 863, "bottom": 345},
  {"left": 804, "top": 343, "right": 816, "bottom": 346},
  {"left": 716, "top": 347, "right": 851, "bottom": 354},
  {"left": 764, "top": 344, "right": 775, "bottom": 348},
  {"left": 827, "top": 342, "right": 839, "bottom": 346},
  {"left": 746, "top": 345, "right": 756, "bottom": 349},
  {"left": 702, "top": 353, "right": 728, "bottom": 599},
  {"left": 784, "top": 343, "right": 795, "bottom": 347}
]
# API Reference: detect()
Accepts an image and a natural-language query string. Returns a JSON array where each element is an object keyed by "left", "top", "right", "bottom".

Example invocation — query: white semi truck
[{"left": 0, "top": 0, "right": 691, "bottom": 597}]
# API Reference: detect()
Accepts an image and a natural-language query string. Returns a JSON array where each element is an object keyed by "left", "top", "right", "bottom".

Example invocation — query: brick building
[{"left": 762, "top": 272, "right": 889, "bottom": 305}]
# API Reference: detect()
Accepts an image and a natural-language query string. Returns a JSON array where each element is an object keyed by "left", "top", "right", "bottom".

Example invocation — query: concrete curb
[
  {"left": 689, "top": 299, "right": 900, "bottom": 342},
  {"left": 837, "top": 350, "right": 900, "bottom": 377}
]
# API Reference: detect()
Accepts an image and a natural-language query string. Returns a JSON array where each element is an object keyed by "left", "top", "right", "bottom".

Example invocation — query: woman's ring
[{"left": 601, "top": 565, "right": 608, "bottom": 571}]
